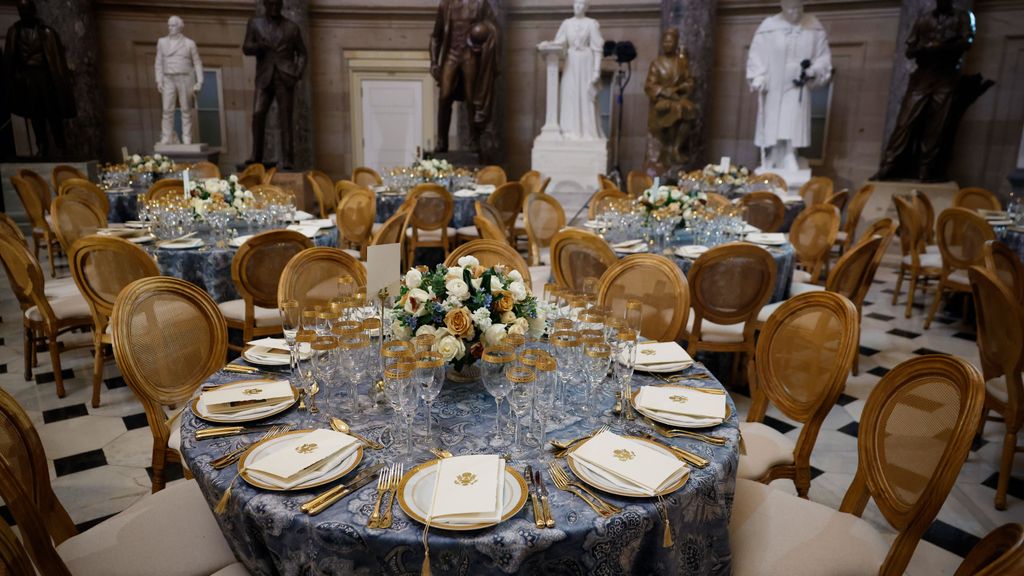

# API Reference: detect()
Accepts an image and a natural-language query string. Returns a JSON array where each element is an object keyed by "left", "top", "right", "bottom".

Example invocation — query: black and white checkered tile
[{"left": 0, "top": 264, "right": 1019, "bottom": 574}]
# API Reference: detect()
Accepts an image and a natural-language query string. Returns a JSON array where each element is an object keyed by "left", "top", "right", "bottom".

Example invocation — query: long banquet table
[{"left": 182, "top": 359, "right": 740, "bottom": 575}]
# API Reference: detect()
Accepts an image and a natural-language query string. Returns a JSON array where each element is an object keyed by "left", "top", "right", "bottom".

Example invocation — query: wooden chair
[
  {"left": 248, "top": 183, "right": 289, "bottom": 204},
  {"left": 826, "top": 189, "right": 848, "bottom": 214},
  {"left": 445, "top": 239, "right": 532, "bottom": 285},
  {"left": 0, "top": 212, "right": 25, "bottom": 242},
  {"left": 798, "top": 176, "right": 833, "bottom": 205},
  {"left": 788, "top": 203, "right": 840, "bottom": 284},
  {"left": 335, "top": 179, "right": 365, "bottom": 205},
  {"left": 597, "top": 254, "right": 689, "bottom": 342},
  {"left": 598, "top": 174, "right": 619, "bottom": 191},
  {"left": 750, "top": 172, "right": 788, "bottom": 193},
  {"left": 704, "top": 192, "right": 731, "bottom": 211},
  {"left": 519, "top": 170, "right": 549, "bottom": 197},
  {"left": 472, "top": 200, "right": 510, "bottom": 242},
  {"left": 352, "top": 166, "right": 383, "bottom": 188},
  {"left": 369, "top": 205, "right": 413, "bottom": 270},
  {"left": 51, "top": 164, "right": 87, "bottom": 191},
  {"left": 474, "top": 215, "right": 509, "bottom": 243},
  {"left": 984, "top": 240, "right": 1024, "bottom": 306},
  {"left": 18, "top": 169, "right": 53, "bottom": 212},
  {"left": 49, "top": 194, "right": 106, "bottom": 254},
  {"left": 261, "top": 166, "right": 278, "bottom": 185},
  {"left": 68, "top": 236, "right": 160, "bottom": 408},
  {"left": 405, "top": 183, "right": 455, "bottom": 262},
  {"left": 221, "top": 230, "right": 313, "bottom": 351},
  {"left": 524, "top": 193, "right": 565, "bottom": 266},
  {"left": 487, "top": 182, "right": 525, "bottom": 240},
  {"left": 682, "top": 243, "right": 776, "bottom": 381},
  {"left": 550, "top": 228, "right": 618, "bottom": 291},
  {"left": 0, "top": 515, "right": 37, "bottom": 575},
  {"left": 306, "top": 169, "right": 338, "bottom": 219},
  {"left": 924, "top": 207, "right": 995, "bottom": 329},
  {"left": 954, "top": 523, "right": 1024, "bottom": 575},
  {"left": 626, "top": 170, "right": 653, "bottom": 197},
  {"left": 144, "top": 179, "right": 185, "bottom": 203},
  {"left": 11, "top": 174, "right": 59, "bottom": 277},
  {"left": 239, "top": 162, "right": 265, "bottom": 182},
  {"left": 968, "top": 265, "right": 1023, "bottom": 511},
  {"left": 277, "top": 247, "right": 367, "bottom": 309},
  {"left": 336, "top": 186, "right": 376, "bottom": 258},
  {"left": 742, "top": 291, "right": 859, "bottom": 497},
  {"left": 589, "top": 187, "right": 628, "bottom": 221},
  {"left": 111, "top": 276, "right": 225, "bottom": 491},
  {"left": 892, "top": 195, "right": 941, "bottom": 318},
  {"left": 738, "top": 191, "right": 786, "bottom": 232},
  {"left": 913, "top": 189, "right": 937, "bottom": 246},
  {"left": 0, "top": 385, "right": 239, "bottom": 576},
  {"left": 954, "top": 187, "right": 1001, "bottom": 211},
  {"left": 476, "top": 165, "right": 507, "bottom": 187},
  {"left": 57, "top": 177, "right": 110, "bottom": 216},
  {"left": 0, "top": 236, "right": 92, "bottom": 398},
  {"left": 730, "top": 354, "right": 985, "bottom": 576},
  {"left": 837, "top": 183, "right": 875, "bottom": 251},
  {"left": 190, "top": 160, "right": 220, "bottom": 179},
  {"left": 238, "top": 173, "right": 262, "bottom": 189}
]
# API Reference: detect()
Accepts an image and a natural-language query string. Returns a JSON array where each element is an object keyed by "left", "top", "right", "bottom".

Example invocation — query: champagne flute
[
  {"left": 625, "top": 298, "right": 643, "bottom": 340},
  {"left": 505, "top": 366, "right": 535, "bottom": 457},
  {"left": 612, "top": 328, "right": 638, "bottom": 419},
  {"left": 534, "top": 355, "right": 558, "bottom": 460},
  {"left": 279, "top": 299, "right": 300, "bottom": 375},
  {"left": 414, "top": 351, "right": 444, "bottom": 448},
  {"left": 481, "top": 346, "right": 515, "bottom": 446},
  {"left": 582, "top": 340, "right": 611, "bottom": 422},
  {"left": 549, "top": 330, "right": 580, "bottom": 418},
  {"left": 383, "top": 361, "right": 414, "bottom": 455},
  {"left": 310, "top": 335, "right": 339, "bottom": 415},
  {"left": 337, "top": 332, "right": 371, "bottom": 416}
]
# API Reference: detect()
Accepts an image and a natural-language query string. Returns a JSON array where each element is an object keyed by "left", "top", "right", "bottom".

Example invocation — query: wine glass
[
  {"left": 294, "top": 329, "right": 317, "bottom": 392},
  {"left": 549, "top": 330, "right": 580, "bottom": 418},
  {"left": 582, "top": 340, "right": 611, "bottom": 422},
  {"left": 413, "top": 334, "right": 435, "bottom": 355},
  {"left": 337, "top": 274, "right": 356, "bottom": 300},
  {"left": 337, "top": 332, "right": 371, "bottom": 416},
  {"left": 383, "top": 361, "right": 415, "bottom": 456},
  {"left": 581, "top": 276, "right": 600, "bottom": 299},
  {"left": 280, "top": 299, "right": 300, "bottom": 375},
  {"left": 310, "top": 335, "right": 339, "bottom": 414},
  {"left": 414, "top": 351, "right": 444, "bottom": 448},
  {"left": 625, "top": 299, "right": 643, "bottom": 340},
  {"left": 481, "top": 346, "right": 515, "bottom": 446},
  {"left": 533, "top": 355, "right": 558, "bottom": 460},
  {"left": 612, "top": 328, "right": 638, "bottom": 419},
  {"left": 505, "top": 365, "right": 535, "bottom": 457},
  {"left": 301, "top": 307, "right": 319, "bottom": 333}
]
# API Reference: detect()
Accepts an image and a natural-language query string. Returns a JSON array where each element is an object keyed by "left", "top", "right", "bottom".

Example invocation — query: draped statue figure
[{"left": 541, "top": 0, "right": 604, "bottom": 141}]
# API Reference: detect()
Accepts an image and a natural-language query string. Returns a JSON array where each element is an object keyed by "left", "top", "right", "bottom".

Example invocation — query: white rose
[
  {"left": 471, "top": 277, "right": 483, "bottom": 291},
  {"left": 500, "top": 310, "right": 517, "bottom": 324},
  {"left": 446, "top": 278, "right": 470, "bottom": 301},
  {"left": 509, "top": 281, "right": 527, "bottom": 302},
  {"left": 482, "top": 323, "right": 507, "bottom": 347},
  {"left": 472, "top": 307, "right": 493, "bottom": 331},
  {"left": 457, "top": 255, "right": 479, "bottom": 269},
  {"left": 508, "top": 270, "right": 523, "bottom": 283},
  {"left": 669, "top": 187, "right": 682, "bottom": 201},
  {"left": 403, "top": 288, "right": 431, "bottom": 317},
  {"left": 444, "top": 266, "right": 464, "bottom": 281},
  {"left": 391, "top": 319, "right": 411, "bottom": 340},
  {"left": 229, "top": 174, "right": 239, "bottom": 183},
  {"left": 508, "top": 318, "right": 529, "bottom": 336},
  {"left": 415, "top": 325, "right": 437, "bottom": 338},
  {"left": 435, "top": 334, "right": 466, "bottom": 362},
  {"left": 405, "top": 268, "right": 422, "bottom": 289},
  {"left": 489, "top": 276, "right": 504, "bottom": 292},
  {"left": 131, "top": 154, "right": 142, "bottom": 163}
]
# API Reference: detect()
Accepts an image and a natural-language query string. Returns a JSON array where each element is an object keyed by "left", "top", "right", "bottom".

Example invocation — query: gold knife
[
  {"left": 195, "top": 425, "right": 279, "bottom": 440},
  {"left": 535, "top": 470, "right": 555, "bottom": 528},
  {"left": 526, "top": 465, "right": 544, "bottom": 528},
  {"left": 300, "top": 463, "right": 384, "bottom": 515},
  {"left": 641, "top": 434, "right": 710, "bottom": 468}
]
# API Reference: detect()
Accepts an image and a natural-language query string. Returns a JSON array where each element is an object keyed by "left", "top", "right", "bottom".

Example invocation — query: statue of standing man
[
  {"left": 746, "top": 0, "right": 832, "bottom": 173},
  {"left": 645, "top": 28, "right": 696, "bottom": 170},
  {"left": 243, "top": 0, "right": 306, "bottom": 169},
  {"left": 155, "top": 16, "right": 203, "bottom": 147},
  {"left": 430, "top": 0, "right": 499, "bottom": 154}
]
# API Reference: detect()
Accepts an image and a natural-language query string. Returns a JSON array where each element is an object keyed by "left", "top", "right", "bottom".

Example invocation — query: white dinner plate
[
  {"left": 566, "top": 435, "right": 689, "bottom": 497},
  {"left": 238, "top": 429, "right": 363, "bottom": 491},
  {"left": 630, "top": 386, "right": 730, "bottom": 429},
  {"left": 191, "top": 379, "right": 297, "bottom": 423},
  {"left": 397, "top": 460, "right": 527, "bottom": 531},
  {"left": 614, "top": 244, "right": 649, "bottom": 255},
  {"left": 632, "top": 361, "right": 693, "bottom": 374},
  {"left": 158, "top": 238, "right": 205, "bottom": 250},
  {"left": 127, "top": 234, "right": 155, "bottom": 244},
  {"left": 674, "top": 245, "right": 709, "bottom": 259},
  {"left": 583, "top": 220, "right": 606, "bottom": 230},
  {"left": 229, "top": 235, "right": 254, "bottom": 248},
  {"left": 123, "top": 221, "right": 149, "bottom": 229},
  {"left": 988, "top": 219, "right": 1013, "bottom": 227},
  {"left": 745, "top": 233, "right": 787, "bottom": 246},
  {"left": 242, "top": 347, "right": 293, "bottom": 366}
]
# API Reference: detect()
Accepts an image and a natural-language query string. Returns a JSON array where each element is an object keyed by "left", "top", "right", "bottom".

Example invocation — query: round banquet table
[
  {"left": 154, "top": 226, "right": 338, "bottom": 303},
  {"left": 106, "top": 186, "right": 144, "bottom": 223},
  {"left": 376, "top": 191, "right": 480, "bottom": 228},
  {"left": 723, "top": 191, "right": 805, "bottom": 233},
  {"left": 998, "top": 226, "right": 1024, "bottom": 262},
  {"left": 181, "top": 361, "right": 740, "bottom": 575}
]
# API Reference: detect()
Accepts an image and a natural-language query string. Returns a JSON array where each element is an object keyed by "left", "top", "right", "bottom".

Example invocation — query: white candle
[
  {"left": 183, "top": 169, "right": 190, "bottom": 200},
  {"left": 121, "top": 146, "right": 129, "bottom": 163}
]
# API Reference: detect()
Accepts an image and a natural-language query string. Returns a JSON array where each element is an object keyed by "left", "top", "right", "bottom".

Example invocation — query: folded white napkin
[
  {"left": 453, "top": 189, "right": 478, "bottom": 198},
  {"left": 303, "top": 218, "right": 336, "bottom": 229},
  {"left": 202, "top": 380, "right": 293, "bottom": 414},
  {"left": 473, "top": 184, "right": 497, "bottom": 194},
  {"left": 636, "top": 385, "right": 726, "bottom": 420},
  {"left": 615, "top": 243, "right": 648, "bottom": 254},
  {"left": 674, "top": 245, "right": 708, "bottom": 259},
  {"left": 633, "top": 341, "right": 692, "bottom": 367},
  {"left": 571, "top": 431, "right": 687, "bottom": 496},
  {"left": 779, "top": 194, "right": 804, "bottom": 204},
  {"left": 741, "top": 224, "right": 761, "bottom": 234},
  {"left": 229, "top": 235, "right": 254, "bottom": 248},
  {"left": 292, "top": 210, "right": 314, "bottom": 221},
  {"left": 988, "top": 219, "right": 1014, "bottom": 227},
  {"left": 612, "top": 239, "right": 643, "bottom": 249},
  {"left": 247, "top": 337, "right": 311, "bottom": 357},
  {"left": 746, "top": 232, "right": 786, "bottom": 245},
  {"left": 161, "top": 237, "right": 203, "bottom": 248},
  {"left": 246, "top": 429, "right": 360, "bottom": 489},
  {"left": 286, "top": 224, "right": 320, "bottom": 238},
  {"left": 427, "top": 454, "right": 505, "bottom": 525}
]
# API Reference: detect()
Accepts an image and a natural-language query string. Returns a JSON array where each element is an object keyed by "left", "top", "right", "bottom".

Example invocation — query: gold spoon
[{"left": 330, "top": 417, "right": 384, "bottom": 449}]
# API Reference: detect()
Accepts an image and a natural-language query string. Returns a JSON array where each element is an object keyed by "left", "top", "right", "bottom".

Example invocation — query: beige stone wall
[{"left": 0, "top": 0, "right": 1020, "bottom": 198}]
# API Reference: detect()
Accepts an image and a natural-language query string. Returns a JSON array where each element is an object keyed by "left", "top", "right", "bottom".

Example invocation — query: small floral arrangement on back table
[
  {"left": 185, "top": 175, "right": 255, "bottom": 218},
  {"left": 128, "top": 153, "right": 174, "bottom": 174},
  {"left": 414, "top": 158, "right": 454, "bottom": 180},
  {"left": 640, "top": 179, "right": 708, "bottom": 220},
  {"left": 391, "top": 256, "right": 544, "bottom": 371},
  {"left": 700, "top": 163, "right": 749, "bottom": 191}
]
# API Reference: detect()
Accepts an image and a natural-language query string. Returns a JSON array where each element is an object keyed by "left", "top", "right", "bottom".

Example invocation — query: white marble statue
[
  {"left": 746, "top": 0, "right": 831, "bottom": 172},
  {"left": 155, "top": 16, "right": 203, "bottom": 146},
  {"left": 541, "top": 0, "right": 605, "bottom": 140}
]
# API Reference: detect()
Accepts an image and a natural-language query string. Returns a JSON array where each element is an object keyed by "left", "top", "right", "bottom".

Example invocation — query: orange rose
[
  {"left": 444, "top": 307, "right": 473, "bottom": 338},
  {"left": 471, "top": 265, "right": 487, "bottom": 278},
  {"left": 493, "top": 290, "right": 514, "bottom": 313}
]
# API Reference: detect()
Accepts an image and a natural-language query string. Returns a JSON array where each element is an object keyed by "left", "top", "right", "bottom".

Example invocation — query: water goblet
[
  {"left": 582, "top": 340, "right": 612, "bottom": 422},
  {"left": 481, "top": 346, "right": 515, "bottom": 446},
  {"left": 414, "top": 351, "right": 445, "bottom": 447},
  {"left": 280, "top": 299, "right": 300, "bottom": 375},
  {"left": 505, "top": 365, "right": 535, "bottom": 456},
  {"left": 337, "top": 332, "right": 371, "bottom": 416},
  {"left": 533, "top": 355, "right": 558, "bottom": 460}
]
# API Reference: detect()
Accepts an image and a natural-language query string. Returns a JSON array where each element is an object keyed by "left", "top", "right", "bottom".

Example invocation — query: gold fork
[
  {"left": 551, "top": 425, "right": 609, "bottom": 457},
  {"left": 379, "top": 462, "right": 403, "bottom": 529},
  {"left": 367, "top": 464, "right": 392, "bottom": 528},
  {"left": 210, "top": 425, "right": 288, "bottom": 470},
  {"left": 547, "top": 462, "right": 620, "bottom": 517}
]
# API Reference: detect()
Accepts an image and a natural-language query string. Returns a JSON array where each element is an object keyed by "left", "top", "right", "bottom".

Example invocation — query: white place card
[
  {"left": 366, "top": 243, "right": 402, "bottom": 300},
  {"left": 637, "top": 386, "right": 727, "bottom": 420},
  {"left": 428, "top": 454, "right": 504, "bottom": 523},
  {"left": 573, "top": 431, "right": 686, "bottom": 495},
  {"left": 247, "top": 429, "right": 358, "bottom": 482}
]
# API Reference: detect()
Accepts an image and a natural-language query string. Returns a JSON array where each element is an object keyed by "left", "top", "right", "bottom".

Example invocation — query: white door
[{"left": 361, "top": 80, "right": 423, "bottom": 169}]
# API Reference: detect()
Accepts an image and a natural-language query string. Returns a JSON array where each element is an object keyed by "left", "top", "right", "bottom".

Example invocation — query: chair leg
[
  {"left": 892, "top": 265, "right": 905, "bottom": 305},
  {"left": 795, "top": 468, "right": 811, "bottom": 499},
  {"left": 151, "top": 448, "right": 167, "bottom": 493},
  {"left": 48, "top": 333, "right": 66, "bottom": 398},
  {"left": 995, "top": 431, "right": 1015, "bottom": 511},
  {"left": 905, "top": 271, "right": 918, "bottom": 319},
  {"left": 23, "top": 327, "right": 33, "bottom": 381},
  {"left": 923, "top": 280, "right": 945, "bottom": 329},
  {"left": 91, "top": 340, "right": 105, "bottom": 408},
  {"left": 46, "top": 238, "right": 56, "bottom": 278}
]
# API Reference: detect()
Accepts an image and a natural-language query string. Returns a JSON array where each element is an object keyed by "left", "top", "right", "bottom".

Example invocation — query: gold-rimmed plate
[
  {"left": 397, "top": 460, "right": 527, "bottom": 531},
  {"left": 566, "top": 435, "right": 690, "bottom": 497},
  {"left": 191, "top": 379, "right": 298, "bottom": 424},
  {"left": 629, "top": 385, "right": 731, "bottom": 429},
  {"left": 237, "top": 429, "right": 363, "bottom": 491}
]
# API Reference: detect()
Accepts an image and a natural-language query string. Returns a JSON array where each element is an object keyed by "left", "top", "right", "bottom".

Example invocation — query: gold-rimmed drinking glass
[
  {"left": 383, "top": 361, "right": 415, "bottom": 457},
  {"left": 502, "top": 333, "right": 526, "bottom": 351},
  {"left": 280, "top": 299, "right": 300, "bottom": 375},
  {"left": 414, "top": 351, "right": 445, "bottom": 448},
  {"left": 311, "top": 335, "right": 339, "bottom": 413},
  {"left": 413, "top": 334, "right": 435, "bottom": 354},
  {"left": 533, "top": 355, "right": 558, "bottom": 459},
  {"left": 295, "top": 329, "right": 317, "bottom": 390},
  {"left": 301, "top": 307, "right": 319, "bottom": 332},
  {"left": 582, "top": 340, "right": 611, "bottom": 421},
  {"left": 625, "top": 298, "right": 643, "bottom": 339},
  {"left": 550, "top": 330, "right": 580, "bottom": 416},
  {"left": 505, "top": 365, "right": 536, "bottom": 456},
  {"left": 337, "top": 332, "right": 371, "bottom": 416},
  {"left": 581, "top": 276, "right": 600, "bottom": 298},
  {"left": 337, "top": 274, "right": 356, "bottom": 300},
  {"left": 481, "top": 346, "right": 515, "bottom": 446}
]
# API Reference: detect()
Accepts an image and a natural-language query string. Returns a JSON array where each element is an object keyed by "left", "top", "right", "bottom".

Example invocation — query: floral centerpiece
[
  {"left": 640, "top": 182, "right": 707, "bottom": 220},
  {"left": 185, "top": 175, "right": 255, "bottom": 219},
  {"left": 414, "top": 158, "right": 454, "bottom": 180},
  {"left": 391, "top": 256, "right": 544, "bottom": 375},
  {"left": 700, "top": 163, "right": 750, "bottom": 193},
  {"left": 128, "top": 153, "right": 174, "bottom": 175}
]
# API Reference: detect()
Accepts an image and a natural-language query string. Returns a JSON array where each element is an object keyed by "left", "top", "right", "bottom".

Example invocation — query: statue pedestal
[
  {"left": 153, "top": 143, "right": 219, "bottom": 166},
  {"left": 861, "top": 179, "right": 959, "bottom": 265},
  {"left": 531, "top": 137, "right": 608, "bottom": 225}
]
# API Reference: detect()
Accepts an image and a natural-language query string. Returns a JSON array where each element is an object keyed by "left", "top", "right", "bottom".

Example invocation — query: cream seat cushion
[
  {"left": 834, "top": 230, "right": 847, "bottom": 243},
  {"left": 729, "top": 478, "right": 890, "bottom": 576},
  {"left": 342, "top": 248, "right": 362, "bottom": 260},
  {"left": 737, "top": 422, "right": 795, "bottom": 480},
  {"left": 904, "top": 252, "right": 941, "bottom": 268},
  {"left": 946, "top": 269, "right": 969, "bottom": 286},
  {"left": 455, "top": 225, "right": 479, "bottom": 239},
  {"left": 756, "top": 284, "right": 824, "bottom": 324},
  {"left": 371, "top": 222, "right": 385, "bottom": 235},
  {"left": 985, "top": 374, "right": 1020, "bottom": 405},
  {"left": 25, "top": 294, "right": 91, "bottom": 322},
  {"left": 685, "top": 310, "right": 745, "bottom": 344},
  {"left": 56, "top": 480, "right": 238, "bottom": 576},
  {"left": 217, "top": 300, "right": 282, "bottom": 328},
  {"left": 406, "top": 227, "right": 458, "bottom": 241},
  {"left": 792, "top": 269, "right": 813, "bottom": 284},
  {"left": 44, "top": 276, "right": 81, "bottom": 299}
]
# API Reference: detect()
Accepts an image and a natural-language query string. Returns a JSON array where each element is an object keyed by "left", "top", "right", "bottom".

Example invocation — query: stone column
[
  {"left": 36, "top": 0, "right": 104, "bottom": 160},
  {"left": 536, "top": 44, "right": 566, "bottom": 141},
  {"left": 658, "top": 0, "right": 716, "bottom": 171},
  {"left": 880, "top": 0, "right": 971, "bottom": 150}
]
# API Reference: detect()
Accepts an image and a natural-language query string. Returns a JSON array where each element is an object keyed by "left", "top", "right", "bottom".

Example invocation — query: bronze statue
[
  {"left": 3, "top": 0, "right": 75, "bottom": 158},
  {"left": 242, "top": 0, "right": 306, "bottom": 170},
  {"left": 644, "top": 28, "right": 696, "bottom": 170},
  {"left": 429, "top": 0, "right": 499, "bottom": 153},
  {"left": 874, "top": 0, "right": 992, "bottom": 182}
]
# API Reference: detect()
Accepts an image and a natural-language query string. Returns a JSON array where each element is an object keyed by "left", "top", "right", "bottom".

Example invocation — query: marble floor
[{"left": 0, "top": 256, "right": 1021, "bottom": 573}]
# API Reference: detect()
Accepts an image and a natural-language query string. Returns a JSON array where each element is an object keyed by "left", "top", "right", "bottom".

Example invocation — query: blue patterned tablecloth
[
  {"left": 155, "top": 226, "right": 338, "bottom": 303},
  {"left": 376, "top": 193, "right": 480, "bottom": 228},
  {"left": 724, "top": 191, "right": 804, "bottom": 233},
  {"left": 106, "top": 189, "right": 142, "bottom": 223},
  {"left": 999, "top": 227, "right": 1024, "bottom": 262},
  {"left": 181, "top": 361, "right": 739, "bottom": 575}
]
